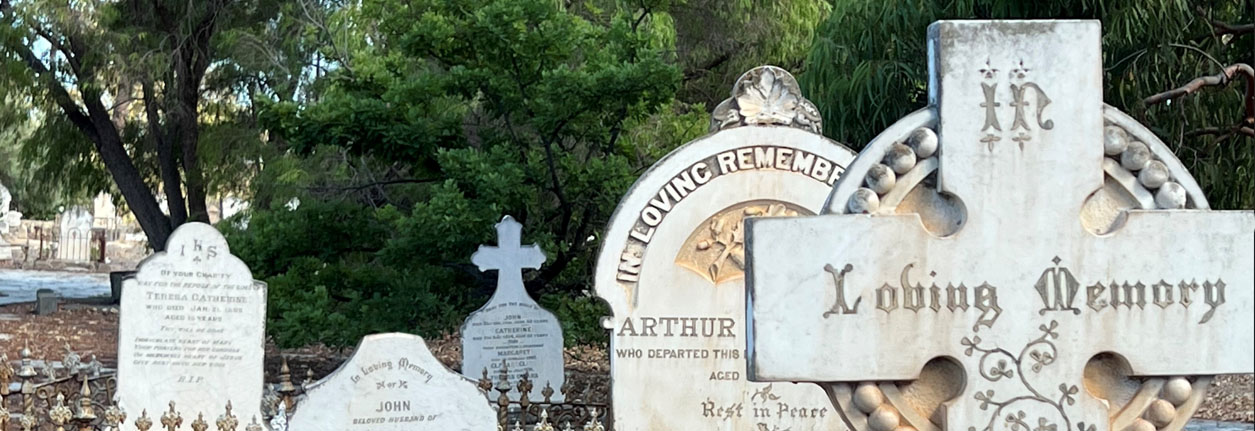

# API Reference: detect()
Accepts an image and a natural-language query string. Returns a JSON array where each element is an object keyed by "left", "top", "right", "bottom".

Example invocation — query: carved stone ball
[
  {"left": 1144, "top": 399, "right": 1177, "bottom": 427},
  {"left": 1126, "top": 418, "right": 1156, "bottom": 431},
  {"left": 1120, "top": 140, "right": 1152, "bottom": 171},
  {"left": 1138, "top": 160, "right": 1170, "bottom": 189},
  {"left": 1155, "top": 182, "right": 1186, "bottom": 209},
  {"left": 848, "top": 188, "right": 881, "bottom": 214},
  {"left": 1129, "top": 419, "right": 1154, "bottom": 431},
  {"left": 867, "top": 405, "right": 900, "bottom": 431},
  {"left": 1162, "top": 377, "right": 1193, "bottom": 406},
  {"left": 852, "top": 382, "right": 884, "bottom": 414},
  {"left": 907, "top": 128, "right": 938, "bottom": 159},
  {"left": 884, "top": 143, "right": 917, "bottom": 175},
  {"left": 866, "top": 164, "right": 897, "bottom": 195},
  {"left": 1103, "top": 125, "right": 1129, "bottom": 156}
]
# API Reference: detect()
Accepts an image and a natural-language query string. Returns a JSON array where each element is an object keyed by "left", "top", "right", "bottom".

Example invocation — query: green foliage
[
  {"left": 669, "top": 0, "right": 832, "bottom": 106},
  {"left": 222, "top": 200, "right": 468, "bottom": 347},
  {"left": 242, "top": 0, "right": 708, "bottom": 347},
  {"left": 802, "top": 0, "right": 1254, "bottom": 209}
]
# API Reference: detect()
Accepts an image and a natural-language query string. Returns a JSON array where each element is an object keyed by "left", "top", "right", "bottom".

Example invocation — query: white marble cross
[
  {"left": 463, "top": 215, "right": 564, "bottom": 401},
  {"left": 472, "top": 215, "right": 546, "bottom": 303},
  {"left": 745, "top": 21, "right": 1254, "bottom": 431}
]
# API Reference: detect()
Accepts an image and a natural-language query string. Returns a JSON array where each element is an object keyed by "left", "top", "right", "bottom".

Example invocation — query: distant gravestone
[
  {"left": 56, "top": 206, "right": 93, "bottom": 262},
  {"left": 745, "top": 21, "right": 1254, "bottom": 431},
  {"left": 35, "top": 288, "right": 57, "bottom": 315},
  {"left": 461, "top": 216, "right": 565, "bottom": 402},
  {"left": 0, "top": 182, "right": 14, "bottom": 260},
  {"left": 594, "top": 66, "right": 854, "bottom": 430},
  {"left": 291, "top": 333, "right": 496, "bottom": 431},
  {"left": 117, "top": 222, "right": 267, "bottom": 423}
]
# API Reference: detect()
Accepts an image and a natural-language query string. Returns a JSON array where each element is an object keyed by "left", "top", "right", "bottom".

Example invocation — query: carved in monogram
[{"left": 978, "top": 59, "right": 1054, "bottom": 150}]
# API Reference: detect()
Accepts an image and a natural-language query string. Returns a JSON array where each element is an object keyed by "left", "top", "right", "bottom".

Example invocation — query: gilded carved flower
[{"left": 736, "top": 69, "right": 800, "bottom": 126}]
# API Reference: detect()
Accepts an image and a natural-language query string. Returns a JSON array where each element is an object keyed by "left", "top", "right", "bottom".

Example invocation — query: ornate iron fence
[
  {"left": 4, "top": 348, "right": 610, "bottom": 431},
  {"left": 475, "top": 361, "right": 610, "bottom": 431}
]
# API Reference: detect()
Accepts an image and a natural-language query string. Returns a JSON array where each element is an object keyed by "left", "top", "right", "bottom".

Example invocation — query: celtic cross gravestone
[{"left": 745, "top": 21, "right": 1254, "bottom": 431}]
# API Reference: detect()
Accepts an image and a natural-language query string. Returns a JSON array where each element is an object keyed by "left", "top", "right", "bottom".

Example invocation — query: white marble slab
[
  {"left": 117, "top": 222, "right": 267, "bottom": 425},
  {"left": 291, "top": 333, "right": 496, "bottom": 431}
]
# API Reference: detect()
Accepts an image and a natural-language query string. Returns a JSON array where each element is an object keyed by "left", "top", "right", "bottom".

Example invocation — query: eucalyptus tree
[{"left": 0, "top": 0, "right": 323, "bottom": 248}]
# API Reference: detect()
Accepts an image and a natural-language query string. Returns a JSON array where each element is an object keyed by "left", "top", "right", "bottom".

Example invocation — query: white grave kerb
[{"left": 745, "top": 20, "right": 1254, "bottom": 431}]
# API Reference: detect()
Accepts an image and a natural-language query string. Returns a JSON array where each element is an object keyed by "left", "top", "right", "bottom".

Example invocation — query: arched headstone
[{"left": 595, "top": 66, "right": 855, "bottom": 430}]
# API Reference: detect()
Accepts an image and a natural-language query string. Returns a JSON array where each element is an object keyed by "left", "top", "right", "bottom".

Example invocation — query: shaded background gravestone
[
  {"left": 56, "top": 206, "right": 93, "bottom": 262},
  {"left": 461, "top": 216, "right": 565, "bottom": 402},
  {"left": 745, "top": 20, "right": 1254, "bottom": 431},
  {"left": 595, "top": 66, "right": 855, "bottom": 431},
  {"left": 292, "top": 333, "right": 496, "bottom": 431},
  {"left": 117, "top": 222, "right": 268, "bottom": 425}
]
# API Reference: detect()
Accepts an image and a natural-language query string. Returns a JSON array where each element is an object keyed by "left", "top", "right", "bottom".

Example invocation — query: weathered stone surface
[
  {"left": 745, "top": 21, "right": 1254, "bottom": 431},
  {"left": 461, "top": 216, "right": 564, "bottom": 402},
  {"left": 117, "top": 222, "right": 267, "bottom": 423},
  {"left": 291, "top": 333, "right": 496, "bottom": 431},
  {"left": 34, "top": 288, "right": 57, "bottom": 315},
  {"left": 596, "top": 66, "right": 855, "bottom": 431}
]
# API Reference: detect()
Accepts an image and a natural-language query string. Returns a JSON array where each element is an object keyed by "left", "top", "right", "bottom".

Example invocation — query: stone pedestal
[
  {"left": 109, "top": 271, "right": 135, "bottom": 304},
  {"left": 35, "top": 288, "right": 58, "bottom": 315}
]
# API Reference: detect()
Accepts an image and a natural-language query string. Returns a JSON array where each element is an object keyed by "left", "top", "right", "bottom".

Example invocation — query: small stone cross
[{"left": 472, "top": 216, "right": 546, "bottom": 302}]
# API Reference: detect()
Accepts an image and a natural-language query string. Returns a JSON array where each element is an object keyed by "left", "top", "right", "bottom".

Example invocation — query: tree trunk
[
  {"left": 84, "top": 96, "right": 174, "bottom": 251},
  {"left": 181, "top": 121, "right": 209, "bottom": 223},
  {"left": 142, "top": 79, "right": 188, "bottom": 228}
]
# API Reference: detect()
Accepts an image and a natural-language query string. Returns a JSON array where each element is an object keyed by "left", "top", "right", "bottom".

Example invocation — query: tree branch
[
  {"left": 0, "top": 17, "right": 97, "bottom": 142},
  {"left": 1185, "top": 126, "right": 1255, "bottom": 139},
  {"left": 1144, "top": 63, "right": 1254, "bottom": 125},
  {"left": 1196, "top": 6, "right": 1255, "bottom": 37},
  {"left": 306, "top": 178, "right": 442, "bottom": 192}
]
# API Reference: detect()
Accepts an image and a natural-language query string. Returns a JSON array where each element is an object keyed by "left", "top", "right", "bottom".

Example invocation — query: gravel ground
[{"left": 1, "top": 301, "right": 1250, "bottom": 423}]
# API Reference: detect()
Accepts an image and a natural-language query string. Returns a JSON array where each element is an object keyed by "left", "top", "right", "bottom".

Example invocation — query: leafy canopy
[
  {"left": 802, "top": 0, "right": 1253, "bottom": 209},
  {"left": 234, "top": 0, "right": 708, "bottom": 347}
]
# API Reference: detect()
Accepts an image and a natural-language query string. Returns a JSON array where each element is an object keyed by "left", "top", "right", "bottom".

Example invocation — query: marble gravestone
[
  {"left": 461, "top": 216, "right": 565, "bottom": 402},
  {"left": 595, "top": 66, "right": 855, "bottom": 431},
  {"left": 290, "top": 333, "right": 496, "bottom": 431},
  {"left": 117, "top": 222, "right": 267, "bottom": 425},
  {"left": 745, "top": 21, "right": 1255, "bottom": 431},
  {"left": 57, "top": 206, "right": 93, "bottom": 262},
  {"left": 0, "top": 182, "right": 14, "bottom": 260}
]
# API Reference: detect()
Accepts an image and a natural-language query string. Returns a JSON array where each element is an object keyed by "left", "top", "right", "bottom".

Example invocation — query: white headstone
[
  {"left": 461, "top": 215, "right": 565, "bottom": 402},
  {"left": 117, "top": 222, "right": 267, "bottom": 425},
  {"left": 0, "top": 183, "right": 12, "bottom": 260},
  {"left": 56, "top": 206, "right": 93, "bottom": 262},
  {"left": 745, "top": 21, "right": 1255, "bottom": 431},
  {"left": 291, "top": 333, "right": 496, "bottom": 431},
  {"left": 595, "top": 66, "right": 855, "bottom": 431}
]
